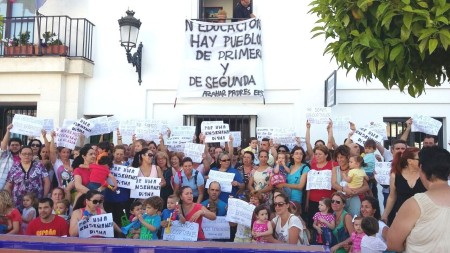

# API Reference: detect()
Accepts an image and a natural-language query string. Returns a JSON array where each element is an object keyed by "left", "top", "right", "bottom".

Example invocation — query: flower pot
[
  {"left": 4, "top": 45, "right": 33, "bottom": 56},
  {"left": 35, "top": 45, "right": 68, "bottom": 56}
]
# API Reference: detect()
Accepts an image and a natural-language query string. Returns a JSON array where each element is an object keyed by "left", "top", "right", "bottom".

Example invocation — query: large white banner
[{"left": 179, "top": 18, "right": 264, "bottom": 98}]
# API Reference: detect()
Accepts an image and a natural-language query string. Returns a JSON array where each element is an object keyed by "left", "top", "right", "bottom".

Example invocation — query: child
[
  {"left": 21, "top": 193, "right": 37, "bottom": 232},
  {"left": 83, "top": 156, "right": 118, "bottom": 192},
  {"left": 55, "top": 199, "right": 71, "bottom": 223},
  {"left": 363, "top": 139, "right": 377, "bottom": 197},
  {"left": 139, "top": 196, "right": 162, "bottom": 240},
  {"left": 270, "top": 153, "right": 290, "bottom": 186},
  {"left": 0, "top": 190, "right": 18, "bottom": 234},
  {"left": 160, "top": 195, "right": 179, "bottom": 236},
  {"left": 234, "top": 192, "right": 262, "bottom": 243},
  {"left": 312, "top": 197, "right": 335, "bottom": 246},
  {"left": 127, "top": 201, "right": 143, "bottom": 239},
  {"left": 252, "top": 205, "right": 273, "bottom": 243},
  {"left": 361, "top": 216, "right": 387, "bottom": 253},
  {"left": 350, "top": 216, "right": 365, "bottom": 253},
  {"left": 342, "top": 156, "right": 369, "bottom": 191}
]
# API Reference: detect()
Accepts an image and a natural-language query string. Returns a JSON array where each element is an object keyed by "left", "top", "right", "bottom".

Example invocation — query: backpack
[{"left": 176, "top": 170, "right": 199, "bottom": 186}]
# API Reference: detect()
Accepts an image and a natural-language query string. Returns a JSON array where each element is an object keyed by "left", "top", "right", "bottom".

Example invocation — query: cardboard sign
[
  {"left": 130, "top": 177, "right": 161, "bottom": 198},
  {"left": 162, "top": 221, "right": 199, "bottom": 241},
  {"left": 202, "top": 216, "right": 230, "bottom": 239},
  {"left": 230, "top": 131, "right": 242, "bottom": 147},
  {"left": 226, "top": 198, "right": 255, "bottom": 227},
  {"left": 256, "top": 127, "right": 275, "bottom": 141},
  {"left": 110, "top": 165, "right": 139, "bottom": 189},
  {"left": 351, "top": 127, "right": 384, "bottom": 146},
  {"left": 374, "top": 162, "right": 391, "bottom": 185},
  {"left": 183, "top": 142, "right": 205, "bottom": 163},
  {"left": 179, "top": 18, "right": 264, "bottom": 98},
  {"left": 306, "top": 107, "right": 332, "bottom": 124},
  {"left": 70, "top": 118, "right": 93, "bottom": 136},
  {"left": 365, "top": 122, "right": 388, "bottom": 141},
  {"left": 411, "top": 115, "right": 442, "bottom": 136},
  {"left": 10, "top": 114, "right": 44, "bottom": 137},
  {"left": 205, "top": 170, "right": 234, "bottom": 193},
  {"left": 88, "top": 116, "right": 110, "bottom": 136},
  {"left": 272, "top": 129, "right": 296, "bottom": 146},
  {"left": 78, "top": 213, "right": 114, "bottom": 238},
  {"left": 166, "top": 136, "right": 193, "bottom": 152},
  {"left": 56, "top": 128, "right": 79, "bottom": 150},
  {"left": 172, "top": 126, "right": 196, "bottom": 138},
  {"left": 201, "top": 121, "right": 230, "bottom": 143},
  {"left": 306, "top": 170, "right": 332, "bottom": 190}
]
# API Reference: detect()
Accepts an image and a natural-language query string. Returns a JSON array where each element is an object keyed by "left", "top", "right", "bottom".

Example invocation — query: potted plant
[
  {"left": 18, "top": 31, "right": 34, "bottom": 55},
  {"left": 2, "top": 37, "right": 19, "bottom": 55},
  {"left": 38, "top": 31, "right": 68, "bottom": 56}
]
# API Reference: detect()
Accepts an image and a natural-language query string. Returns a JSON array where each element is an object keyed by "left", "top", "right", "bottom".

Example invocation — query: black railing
[{"left": 1, "top": 14, "right": 95, "bottom": 62}]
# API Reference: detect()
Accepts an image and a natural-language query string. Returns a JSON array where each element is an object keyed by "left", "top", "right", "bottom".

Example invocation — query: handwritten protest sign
[
  {"left": 179, "top": 18, "right": 264, "bottom": 98},
  {"left": 130, "top": 177, "right": 161, "bottom": 198},
  {"left": 62, "top": 119, "right": 75, "bottom": 129},
  {"left": 78, "top": 213, "right": 114, "bottom": 238},
  {"left": 56, "top": 128, "right": 79, "bottom": 150},
  {"left": 183, "top": 143, "right": 205, "bottom": 163},
  {"left": 226, "top": 198, "right": 255, "bottom": 227},
  {"left": 411, "top": 115, "right": 442, "bottom": 136},
  {"left": 172, "top": 126, "right": 196, "bottom": 138},
  {"left": 166, "top": 136, "right": 193, "bottom": 152},
  {"left": 206, "top": 170, "right": 234, "bottom": 193},
  {"left": 42, "top": 119, "right": 54, "bottom": 132},
  {"left": 71, "top": 118, "right": 93, "bottom": 135},
  {"left": 331, "top": 116, "right": 351, "bottom": 131},
  {"left": 203, "top": 217, "right": 230, "bottom": 239},
  {"left": 162, "top": 221, "right": 199, "bottom": 241},
  {"left": 201, "top": 121, "right": 230, "bottom": 143},
  {"left": 119, "top": 119, "right": 138, "bottom": 137},
  {"left": 230, "top": 131, "right": 242, "bottom": 147},
  {"left": 351, "top": 127, "right": 384, "bottom": 146},
  {"left": 306, "top": 170, "right": 332, "bottom": 190},
  {"left": 374, "top": 162, "right": 391, "bottom": 185},
  {"left": 365, "top": 122, "right": 388, "bottom": 140},
  {"left": 256, "top": 127, "right": 275, "bottom": 141},
  {"left": 110, "top": 165, "right": 138, "bottom": 189},
  {"left": 88, "top": 116, "right": 110, "bottom": 136},
  {"left": 272, "top": 129, "right": 296, "bottom": 146},
  {"left": 10, "top": 114, "right": 44, "bottom": 137},
  {"left": 306, "top": 107, "right": 332, "bottom": 124}
]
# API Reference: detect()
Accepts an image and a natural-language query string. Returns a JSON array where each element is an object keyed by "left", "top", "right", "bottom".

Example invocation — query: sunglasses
[
  {"left": 273, "top": 202, "right": 286, "bottom": 207},
  {"left": 31, "top": 144, "right": 41, "bottom": 147},
  {"left": 145, "top": 153, "right": 154, "bottom": 157},
  {"left": 91, "top": 199, "right": 104, "bottom": 205},
  {"left": 221, "top": 159, "right": 231, "bottom": 162},
  {"left": 331, "top": 199, "right": 342, "bottom": 204}
]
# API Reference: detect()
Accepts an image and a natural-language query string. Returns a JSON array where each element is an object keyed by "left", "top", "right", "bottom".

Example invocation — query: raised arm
[
  {"left": 49, "top": 131, "right": 58, "bottom": 165},
  {"left": 305, "top": 121, "right": 314, "bottom": 161},
  {"left": 399, "top": 118, "right": 412, "bottom": 142},
  {"left": 1, "top": 124, "right": 13, "bottom": 151},
  {"left": 327, "top": 119, "right": 338, "bottom": 150},
  {"left": 116, "top": 128, "right": 123, "bottom": 145}
]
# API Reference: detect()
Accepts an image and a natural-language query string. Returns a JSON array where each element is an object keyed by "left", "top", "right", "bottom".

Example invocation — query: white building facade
[{"left": 0, "top": 0, "right": 448, "bottom": 149}]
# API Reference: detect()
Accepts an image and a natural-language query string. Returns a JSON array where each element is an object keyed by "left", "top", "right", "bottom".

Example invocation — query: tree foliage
[{"left": 309, "top": 0, "right": 450, "bottom": 97}]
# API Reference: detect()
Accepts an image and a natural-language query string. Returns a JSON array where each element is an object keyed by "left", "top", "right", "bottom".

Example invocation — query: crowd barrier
[{"left": 0, "top": 235, "right": 327, "bottom": 253}]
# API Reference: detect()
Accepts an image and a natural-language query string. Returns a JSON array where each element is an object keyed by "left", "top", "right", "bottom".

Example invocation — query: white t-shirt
[
  {"left": 376, "top": 220, "right": 387, "bottom": 241},
  {"left": 361, "top": 235, "right": 387, "bottom": 253},
  {"left": 271, "top": 214, "right": 304, "bottom": 245}
]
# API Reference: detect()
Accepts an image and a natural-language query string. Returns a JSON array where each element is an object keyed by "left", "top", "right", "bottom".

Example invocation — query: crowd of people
[{"left": 0, "top": 118, "right": 449, "bottom": 253}]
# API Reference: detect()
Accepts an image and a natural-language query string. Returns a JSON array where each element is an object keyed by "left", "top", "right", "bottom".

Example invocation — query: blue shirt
[
  {"left": 173, "top": 170, "right": 205, "bottom": 197},
  {"left": 363, "top": 153, "right": 375, "bottom": 174},
  {"left": 210, "top": 167, "right": 243, "bottom": 204},
  {"left": 201, "top": 199, "right": 227, "bottom": 216},
  {"left": 139, "top": 214, "right": 161, "bottom": 240},
  {"left": 286, "top": 164, "right": 310, "bottom": 203}
]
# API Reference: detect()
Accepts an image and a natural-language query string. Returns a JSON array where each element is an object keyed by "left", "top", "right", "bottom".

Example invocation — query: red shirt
[
  {"left": 73, "top": 167, "right": 91, "bottom": 186},
  {"left": 2, "top": 208, "right": 22, "bottom": 234},
  {"left": 184, "top": 203, "right": 205, "bottom": 240},
  {"left": 25, "top": 215, "right": 69, "bottom": 236},
  {"left": 89, "top": 164, "right": 110, "bottom": 185},
  {"left": 309, "top": 160, "right": 336, "bottom": 202}
]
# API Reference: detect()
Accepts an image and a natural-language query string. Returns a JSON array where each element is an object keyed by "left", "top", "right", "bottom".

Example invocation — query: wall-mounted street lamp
[{"left": 118, "top": 10, "right": 143, "bottom": 85}]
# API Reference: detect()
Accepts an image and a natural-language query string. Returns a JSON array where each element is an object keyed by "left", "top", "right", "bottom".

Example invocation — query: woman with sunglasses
[
  {"left": 69, "top": 190, "right": 122, "bottom": 237},
  {"left": 27, "top": 139, "right": 42, "bottom": 161},
  {"left": 131, "top": 148, "right": 166, "bottom": 201},
  {"left": 5, "top": 146, "right": 50, "bottom": 210},
  {"left": 329, "top": 192, "right": 354, "bottom": 253},
  {"left": 264, "top": 192, "right": 306, "bottom": 245},
  {"left": 209, "top": 152, "right": 244, "bottom": 203}
]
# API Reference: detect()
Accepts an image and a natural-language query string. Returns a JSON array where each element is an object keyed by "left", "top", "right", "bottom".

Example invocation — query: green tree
[{"left": 309, "top": 0, "right": 450, "bottom": 97}]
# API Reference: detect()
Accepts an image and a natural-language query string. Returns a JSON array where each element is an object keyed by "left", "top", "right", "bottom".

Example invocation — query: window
[
  {"left": 1, "top": 0, "right": 36, "bottom": 45},
  {"left": 0, "top": 106, "right": 37, "bottom": 143},
  {"left": 184, "top": 115, "right": 257, "bottom": 147},
  {"left": 198, "top": 0, "right": 252, "bottom": 22},
  {"left": 384, "top": 117, "right": 444, "bottom": 149}
]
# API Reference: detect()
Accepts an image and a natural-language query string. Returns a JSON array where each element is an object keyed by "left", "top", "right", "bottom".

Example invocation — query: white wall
[{"left": 35, "top": 0, "right": 449, "bottom": 148}]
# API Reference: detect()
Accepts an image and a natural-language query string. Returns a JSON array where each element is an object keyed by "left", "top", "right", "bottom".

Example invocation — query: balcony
[{"left": 0, "top": 14, "right": 95, "bottom": 62}]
